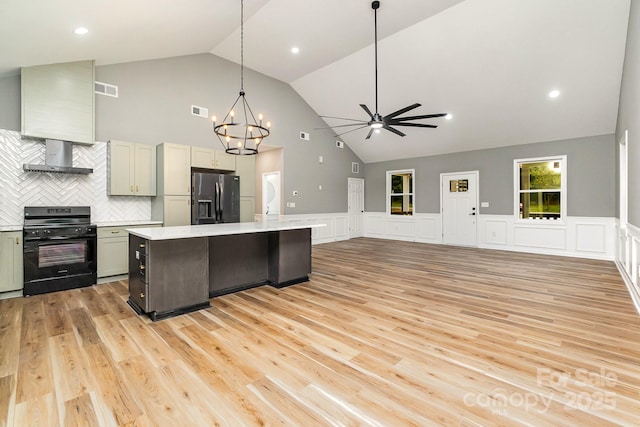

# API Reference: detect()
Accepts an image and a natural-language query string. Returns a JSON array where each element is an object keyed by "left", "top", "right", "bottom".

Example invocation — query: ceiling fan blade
[
  {"left": 319, "top": 115, "right": 368, "bottom": 122},
  {"left": 360, "top": 104, "right": 375, "bottom": 119},
  {"left": 384, "top": 103, "right": 421, "bottom": 119},
  {"left": 391, "top": 122, "right": 438, "bottom": 129},
  {"left": 365, "top": 128, "right": 374, "bottom": 140},
  {"left": 390, "top": 113, "right": 448, "bottom": 121},
  {"left": 335, "top": 125, "right": 369, "bottom": 137},
  {"left": 314, "top": 122, "right": 368, "bottom": 130},
  {"left": 383, "top": 125, "right": 406, "bottom": 137}
]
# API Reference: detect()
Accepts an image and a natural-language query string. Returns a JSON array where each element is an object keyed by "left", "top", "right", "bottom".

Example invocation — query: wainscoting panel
[
  {"left": 263, "top": 213, "right": 349, "bottom": 245},
  {"left": 575, "top": 223, "right": 607, "bottom": 254},
  {"left": 414, "top": 214, "right": 440, "bottom": 243},
  {"left": 514, "top": 225, "right": 567, "bottom": 250},
  {"left": 616, "top": 222, "right": 640, "bottom": 314},
  {"left": 483, "top": 219, "right": 508, "bottom": 245},
  {"left": 386, "top": 219, "right": 415, "bottom": 241},
  {"left": 364, "top": 212, "right": 615, "bottom": 261}
]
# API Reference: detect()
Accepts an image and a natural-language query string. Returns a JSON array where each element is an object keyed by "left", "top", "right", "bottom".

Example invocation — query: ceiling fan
[{"left": 318, "top": 1, "right": 448, "bottom": 140}]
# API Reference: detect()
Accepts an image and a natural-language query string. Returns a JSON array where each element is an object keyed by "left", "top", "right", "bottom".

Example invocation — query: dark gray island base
[{"left": 127, "top": 226, "right": 313, "bottom": 321}]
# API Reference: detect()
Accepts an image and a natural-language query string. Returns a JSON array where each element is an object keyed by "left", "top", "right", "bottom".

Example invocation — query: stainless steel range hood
[{"left": 23, "top": 139, "right": 93, "bottom": 174}]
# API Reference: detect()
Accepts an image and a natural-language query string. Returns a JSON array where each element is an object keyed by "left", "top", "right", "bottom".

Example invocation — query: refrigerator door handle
[{"left": 215, "top": 181, "right": 220, "bottom": 222}]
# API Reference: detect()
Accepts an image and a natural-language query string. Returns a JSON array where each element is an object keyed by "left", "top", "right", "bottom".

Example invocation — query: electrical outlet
[
  {"left": 289, "top": 202, "right": 295, "bottom": 208},
  {"left": 299, "top": 131, "right": 310, "bottom": 141}
]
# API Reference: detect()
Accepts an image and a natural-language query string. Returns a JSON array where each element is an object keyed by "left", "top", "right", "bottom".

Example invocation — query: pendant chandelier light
[{"left": 212, "top": 0, "right": 271, "bottom": 155}]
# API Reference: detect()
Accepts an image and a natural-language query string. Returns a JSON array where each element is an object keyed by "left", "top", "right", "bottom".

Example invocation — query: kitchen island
[{"left": 126, "top": 221, "right": 324, "bottom": 320}]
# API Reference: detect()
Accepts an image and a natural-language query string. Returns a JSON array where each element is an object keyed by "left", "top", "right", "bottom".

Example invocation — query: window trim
[
  {"left": 514, "top": 155, "right": 567, "bottom": 224},
  {"left": 386, "top": 169, "right": 415, "bottom": 217}
]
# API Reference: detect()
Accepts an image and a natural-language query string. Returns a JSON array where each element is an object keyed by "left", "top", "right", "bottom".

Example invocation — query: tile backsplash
[{"left": 0, "top": 129, "right": 150, "bottom": 226}]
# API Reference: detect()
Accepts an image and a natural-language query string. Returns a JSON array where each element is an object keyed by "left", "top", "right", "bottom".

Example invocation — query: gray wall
[
  {"left": 0, "top": 74, "right": 20, "bottom": 131},
  {"left": 616, "top": 0, "right": 639, "bottom": 226},
  {"left": 94, "top": 53, "right": 363, "bottom": 215},
  {"left": 0, "top": 53, "right": 364, "bottom": 215},
  {"left": 364, "top": 134, "right": 615, "bottom": 217}
]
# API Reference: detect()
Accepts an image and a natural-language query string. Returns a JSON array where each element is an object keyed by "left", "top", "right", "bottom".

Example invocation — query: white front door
[
  {"left": 348, "top": 178, "right": 364, "bottom": 238},
  {"left": 441, "top": 171, "right": 478, "bottom": 246}
]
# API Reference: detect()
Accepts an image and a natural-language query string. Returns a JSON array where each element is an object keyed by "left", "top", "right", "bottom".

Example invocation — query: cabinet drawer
[{"left": 97, "top": 226, "right": 129, "bottom": 238}]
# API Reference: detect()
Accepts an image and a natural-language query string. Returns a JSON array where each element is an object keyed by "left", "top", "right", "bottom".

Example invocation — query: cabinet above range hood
[{"left": 23, "top": 139, "right": 93, "bottom": 175}]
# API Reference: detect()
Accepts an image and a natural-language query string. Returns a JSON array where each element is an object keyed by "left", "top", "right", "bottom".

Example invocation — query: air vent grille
[{"left": 95, "top": 81, "right": 118, "bottom": 97}]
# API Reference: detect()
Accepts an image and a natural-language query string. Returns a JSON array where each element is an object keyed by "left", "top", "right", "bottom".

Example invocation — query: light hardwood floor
[{"left": 1, "top": 238, "right": 639, "bottom": 426}]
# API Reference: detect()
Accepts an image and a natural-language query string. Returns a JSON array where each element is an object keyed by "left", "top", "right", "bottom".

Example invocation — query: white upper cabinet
[
  {"left": 191, "top": 147, "right": 236, "bottom": 171},
  {"left": 108, "top": 140, "right": 157, "bottom": 196},
  {"left": 21, "top": 60, "right": 95, "bottom": 145},
  {"left": 157, "top": 143, "right": 191, "bottom": 196}
]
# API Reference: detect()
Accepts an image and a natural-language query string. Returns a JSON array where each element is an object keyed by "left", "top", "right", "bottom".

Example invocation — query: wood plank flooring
[{"left": 1, "top": 238, "right": 639, "bottom": 426}]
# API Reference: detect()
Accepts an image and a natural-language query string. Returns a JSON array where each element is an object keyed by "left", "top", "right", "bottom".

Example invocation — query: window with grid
[
  {"left": 515, "top": 156, "right": 566, "bottom": 222},
  {"left": 387, "top": 169, "right": 414, "bottom": 216}
]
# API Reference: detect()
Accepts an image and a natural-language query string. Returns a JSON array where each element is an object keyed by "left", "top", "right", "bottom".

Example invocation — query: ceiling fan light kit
[{"left": 318, "top": 1, "right": 448, "bottom": 140}]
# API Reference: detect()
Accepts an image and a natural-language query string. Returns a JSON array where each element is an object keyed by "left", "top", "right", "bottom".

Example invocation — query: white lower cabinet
[
  {"left": 0, "top": 231, "right": 23, "bottom": 294},
  {"left": 97, "top": 225, "right": 160, "bottom": 279}
]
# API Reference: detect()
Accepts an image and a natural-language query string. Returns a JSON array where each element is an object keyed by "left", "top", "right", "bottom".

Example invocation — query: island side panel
[
  {"left": 128, "top": 234, "right": 149, "bottom": 313},
  {"left": 148, "top": 237, "right": 210, "bottom": 314},
  {"left": 268, "top": 228, "right": 312, "bottom": 287},
  {"left": 208, "top": 233, "right": 269, "bottom": 296}
]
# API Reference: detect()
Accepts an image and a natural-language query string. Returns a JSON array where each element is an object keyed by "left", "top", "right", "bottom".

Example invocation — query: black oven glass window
[{"left": 39, "top": 242, "right": 87, "bottom": 267}]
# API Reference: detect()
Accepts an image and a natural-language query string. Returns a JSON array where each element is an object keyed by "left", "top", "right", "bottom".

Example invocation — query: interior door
[
  {"left": 441, "top": 171, "right": 478, "bottom": 246},
  {"left": 348, "top": 178, "right": 364, "bottom": 238}
]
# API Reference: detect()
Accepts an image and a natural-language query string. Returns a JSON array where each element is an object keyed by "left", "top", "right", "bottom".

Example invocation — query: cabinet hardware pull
[
  {"left": 111, "top": 231, "right": 120, "bottom": 234},
  {"left": 131, "top": 185, "right": 134, "bottom": 192},
  {"left": 16, "top": 237, "right": 20, "bottom": 245},
  {"left": 136, "top": 185, "right": 139, "bottom": 192}
]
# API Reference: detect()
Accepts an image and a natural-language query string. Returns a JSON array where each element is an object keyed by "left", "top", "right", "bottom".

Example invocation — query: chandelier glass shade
[{"left": 212, "top": 0, "right": 270, "bottom": 155}]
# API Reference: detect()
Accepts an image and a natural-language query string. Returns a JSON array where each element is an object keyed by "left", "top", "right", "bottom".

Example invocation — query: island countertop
[{"left": 127, "top": 220, "right": 325, "bottom": 241}]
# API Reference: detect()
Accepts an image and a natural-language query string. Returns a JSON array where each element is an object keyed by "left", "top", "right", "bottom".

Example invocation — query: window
[
  {"left": 387, "top": 169, "right": 414, "bottom": 216},
  {"left": 514, "top": 156, "right": 566, "bottom": 222}
]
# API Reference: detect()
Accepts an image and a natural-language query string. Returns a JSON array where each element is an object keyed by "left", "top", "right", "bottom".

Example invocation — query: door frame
[
  {"left": 348, "top": 177, "right": 365, "bottom": 238},
  {"left": 440, "top": 170, "right": 479, "bottom": 246},
  {"left": 262, "top": 171, "right": 281, "bottom": 217}
]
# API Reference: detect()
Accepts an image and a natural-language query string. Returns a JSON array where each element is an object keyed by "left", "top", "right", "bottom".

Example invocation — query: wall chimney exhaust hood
[{"left": 23, "top": 139, "right": 93, "bottom": 174}]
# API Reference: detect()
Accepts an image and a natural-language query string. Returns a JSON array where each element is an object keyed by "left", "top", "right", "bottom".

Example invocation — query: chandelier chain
[{"left": 240, "top": 0, "right": 244, "bottom": 92}]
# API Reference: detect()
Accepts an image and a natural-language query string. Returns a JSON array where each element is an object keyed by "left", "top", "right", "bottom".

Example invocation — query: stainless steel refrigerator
[{"left": 191, "top": 172, "right": 240, "bottom": 224}]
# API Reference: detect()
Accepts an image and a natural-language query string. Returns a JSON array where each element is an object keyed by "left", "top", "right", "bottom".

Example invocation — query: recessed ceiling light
[
  {"left": 291, "top": 46, "right": 300, "bottom": 54},
  {"left": 548, "top": 89, "right": 560, "bottom": 98},
  {"left": 74, "top": 27, "right": 89, "bottom": 35},
  {"left": 445, "top": 114, "right": 453, "bottom": 120}
]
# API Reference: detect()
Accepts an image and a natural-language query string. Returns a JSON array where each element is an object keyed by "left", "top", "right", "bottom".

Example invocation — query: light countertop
[
  {"left": 0, "top": 225, "right": 22, "bottom": 232},
  {"left": 127, "top": 221, "right": 325, "bottom": 241},
  {"left": 95, "top": 220, "right": 163, "bottom": 227}
]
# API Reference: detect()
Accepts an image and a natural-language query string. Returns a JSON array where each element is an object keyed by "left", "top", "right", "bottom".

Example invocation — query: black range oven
[{"left": 23, "top": 206, "right": 97, "bottom": 296}]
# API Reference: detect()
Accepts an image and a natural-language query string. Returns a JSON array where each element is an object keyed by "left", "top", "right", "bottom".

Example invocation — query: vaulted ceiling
[{"left": 0, "top": 0, "right": 630, "bottom": 163}]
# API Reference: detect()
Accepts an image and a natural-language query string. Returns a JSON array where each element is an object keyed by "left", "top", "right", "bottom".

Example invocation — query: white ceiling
[{"left": 0, "top": 0, "right": 631, "bottom": 163}]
